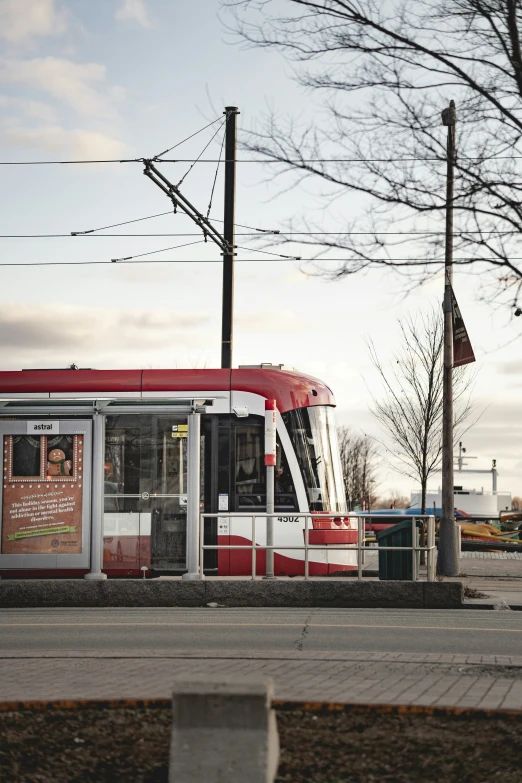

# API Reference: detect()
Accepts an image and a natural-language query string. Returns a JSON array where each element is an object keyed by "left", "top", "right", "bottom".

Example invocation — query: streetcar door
[
  {"left": 147, "top": 417, "right": 189, "bottom": 572},
  {"left": 104, "top": 414, "right": 199, "bottom": 574}
]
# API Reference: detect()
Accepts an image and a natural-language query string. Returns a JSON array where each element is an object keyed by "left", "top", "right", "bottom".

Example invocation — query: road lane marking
[{"left": 0, "top": 622, "right": 522, "bottom": 633}]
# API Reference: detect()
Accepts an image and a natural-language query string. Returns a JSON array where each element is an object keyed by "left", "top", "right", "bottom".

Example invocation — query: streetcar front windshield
[{"left": 282, "top": 406, "right": 347, "bottom": 512}]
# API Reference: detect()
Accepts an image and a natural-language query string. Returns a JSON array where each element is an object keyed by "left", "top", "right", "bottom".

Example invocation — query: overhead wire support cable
[
  {"left": 175, "top": 120, "right": 226, "bottom": 188},
  {"left": 71, "top": 210, "right": 175, "bottom": 235},
  {"left": 207, "top": 124, "right": 226, "bottom": 218},
  {"left": 152, "top": 116, "right": 223, "bottom": 160},
  {"left": 111, "top": 239, "right": 206, "bottom": 262},
  {"left": 236, "top": 244, "right": 302, "bottom": 260}
]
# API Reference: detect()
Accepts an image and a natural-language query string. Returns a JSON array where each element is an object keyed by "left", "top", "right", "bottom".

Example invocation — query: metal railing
[{"left": 199, "top": 513, "right": 436, "bottom": 581}]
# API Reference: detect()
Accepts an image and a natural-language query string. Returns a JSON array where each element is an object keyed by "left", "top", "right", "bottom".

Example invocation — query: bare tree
[
  {"left": 224, "top": 0, "right": 522, "bottom": 313},
  {"left": 368, "top": 309, "right": 476, "bottom": 514},
  {"left": 338, "top": 426, "right": 378, "bottom": 510}
]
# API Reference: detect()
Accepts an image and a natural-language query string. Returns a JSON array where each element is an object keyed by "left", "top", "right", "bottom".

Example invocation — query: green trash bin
[{"left": 376, "top": 518, "right": 421, "bottom": 580}]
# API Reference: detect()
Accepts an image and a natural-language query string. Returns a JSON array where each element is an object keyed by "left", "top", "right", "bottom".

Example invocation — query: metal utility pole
[
  {"left": 438, "top": 100, "right": 459, "bottom": 577},
  {"left": 142, "top": 106, "right": 240, "bottom": 368},
  {"left": 221, "top": 107, "right": 239, "bottom": 369}
]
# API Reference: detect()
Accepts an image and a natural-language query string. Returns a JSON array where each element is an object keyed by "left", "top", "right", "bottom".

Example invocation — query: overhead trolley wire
[
  {"left": 2, "top": 229, "right": 521, "bottom": 238},
  {"left": 2, "top": 155, "right": 522, "bottom": 165},
  {"left": 1, "top": 256, "right": 520, "bottom": 268},
  {"left": 139, "top": 156, "right": 522, "bottom": 163}
]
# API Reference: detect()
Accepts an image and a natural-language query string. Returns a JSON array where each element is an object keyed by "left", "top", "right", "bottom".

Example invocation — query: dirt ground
[{"left": 1, "top": 705, "right": 522, "bottom": 783}]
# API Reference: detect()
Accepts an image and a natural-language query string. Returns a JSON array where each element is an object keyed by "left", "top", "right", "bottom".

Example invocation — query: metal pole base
[
  {"left": 182, "top": 572, "right": 205, "bottom": 581},
  {"left": 437, "top": 518, "right": 459, "bottom": 577},
  {"left": 84, "top": 572, "right": 108, "bottom": 581},
  {"left": 262, "top": 575, "right": 277, "bottom": 580}
]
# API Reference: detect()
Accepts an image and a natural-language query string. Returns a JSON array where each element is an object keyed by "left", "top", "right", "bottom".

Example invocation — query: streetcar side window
[
  {"left": 235, "top": 425, "right": 265, "bottom": 506},
  {"left": 104, "top": 424, "right": 141, "bottom": 513},
  {"left": 233, "top": 418, "right": 298, "bottom": 512}
]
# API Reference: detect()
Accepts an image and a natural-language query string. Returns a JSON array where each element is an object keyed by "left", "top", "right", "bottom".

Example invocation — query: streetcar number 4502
[{"left": 277, "top": 516, "right": 300, "bottom": 523}]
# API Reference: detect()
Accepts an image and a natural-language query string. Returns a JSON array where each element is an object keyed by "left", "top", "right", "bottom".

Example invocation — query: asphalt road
[{"left": 1, "top": 607, "right": 522, "bottom": 657}]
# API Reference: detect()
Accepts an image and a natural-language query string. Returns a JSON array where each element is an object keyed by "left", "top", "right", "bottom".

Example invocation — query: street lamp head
[
  {"left": 515, "top": 307, "right": 522, "bottom": 317},
  {"left": 441, "top": 100, "right": 457, "bottom": 126}
]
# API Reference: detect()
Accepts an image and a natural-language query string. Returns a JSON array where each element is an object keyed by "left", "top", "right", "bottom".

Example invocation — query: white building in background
[{"left": 410, "top": 488, "right": 512, "bottom": 519}]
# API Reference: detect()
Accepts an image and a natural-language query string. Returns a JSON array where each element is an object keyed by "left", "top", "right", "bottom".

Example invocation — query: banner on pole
[{"left": 451, "top": 287, "right": 475, "bottom": 367}]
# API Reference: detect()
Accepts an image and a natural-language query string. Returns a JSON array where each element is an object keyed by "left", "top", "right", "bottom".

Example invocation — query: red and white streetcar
[{"left": 0, "top": 364, "right": 357, "bottom": 578}]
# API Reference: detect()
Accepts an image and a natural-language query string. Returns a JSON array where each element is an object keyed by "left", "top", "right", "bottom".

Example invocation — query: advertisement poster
[{"left": 2, "top": 433, "right": 84, "bottom": 555}]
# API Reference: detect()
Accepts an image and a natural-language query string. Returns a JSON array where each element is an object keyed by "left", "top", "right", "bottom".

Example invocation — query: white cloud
[
  {"left": 0, "top": 58, "right": 123, "bottom": 119},
  {"left": 0, "top": 0, "right": 67, "bottom": 43},
  {"left": 115, "top": 0, "right": 152, "bottom": 28},
  {"left": 236, "top": 309, "right": 302, "bottom": 333},
  {"left": 3, "top": 125, "right": 132, "bottom": 159},
  {"left": 0, "top": 303, "right": 209, "bottom": 369},
  {"left": 0, "top": 95, "right": 57, "bottom": 123}
]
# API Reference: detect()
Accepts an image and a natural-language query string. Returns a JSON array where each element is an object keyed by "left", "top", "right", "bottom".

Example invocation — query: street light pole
[
  {"left": 221, "top": 106, "right": 239, "bottom": 370},
  {"left": 438, "top": 100, "right": 459, "bottom": 576}
]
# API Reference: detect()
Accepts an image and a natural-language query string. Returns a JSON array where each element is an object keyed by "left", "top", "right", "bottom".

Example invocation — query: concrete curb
[{"left": 0, "top": 579, "right": 463, "bottom": 609}]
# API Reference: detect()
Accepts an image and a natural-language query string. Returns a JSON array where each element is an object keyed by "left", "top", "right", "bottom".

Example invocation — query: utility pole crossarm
[{"left": 143, "top": 160, "right": 226, "bottom": 252}]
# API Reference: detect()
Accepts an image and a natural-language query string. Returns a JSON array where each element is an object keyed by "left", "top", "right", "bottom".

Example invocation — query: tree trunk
[{"left": 420, "top": 479, "right": 427, "bottom": 566}]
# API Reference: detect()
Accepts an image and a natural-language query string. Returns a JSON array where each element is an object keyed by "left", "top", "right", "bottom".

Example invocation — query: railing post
[
  {"left": 252, "top": 516, "right": 257, "bottom": 580},
  {"left": 84, "top": 411, "right": 107, "bottom": 581},
  {"left": 411, "top": 516, "right": 417, "bottom": 581},
  {"left": 304, "top": 515, "right": 309, "bottom": 580},
  {"left": 199, "top": 512, "right": 204, "bottom": 579},
  {"left": 357, "top": 516, "right": 363, "bottom": 581},
  {"left": 182, "top": 409, "right": 204, "bottom": 581},
  {"left": 427, "top": 516, "right": 435, "bottom": 581},
  {"left": 264, "top": 400, "right": 277, "bottom": 579}
]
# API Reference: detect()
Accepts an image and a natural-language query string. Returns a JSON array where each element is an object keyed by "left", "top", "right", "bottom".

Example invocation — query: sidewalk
[
  {"left": 361, "top": 548, "right": 522, "bottom": 607},
  {"left": 455, "top": 552, "right": 522, "bottom": 607},
  {"left": 1, "top": 650, "right": 522, "bottom": 711}
]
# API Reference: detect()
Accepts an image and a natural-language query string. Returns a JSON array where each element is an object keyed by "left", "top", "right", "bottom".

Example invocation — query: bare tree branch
[
  {"left": 337, "top": 426, "right": 379, "bottom": 509},
  {"left": 223, "top": 0, "right": 522, "bottom": 315},
  {"left": 367, "top": 307, "right": 477, "bottom": 513}
]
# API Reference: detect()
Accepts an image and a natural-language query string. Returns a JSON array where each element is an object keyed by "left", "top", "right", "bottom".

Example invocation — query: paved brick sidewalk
[{"left": 1, "top": 650, "right": 522, "bottom": 711}]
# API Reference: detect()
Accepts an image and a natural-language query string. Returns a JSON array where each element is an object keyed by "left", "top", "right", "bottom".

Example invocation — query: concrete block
[
  {"left": 169, "top": 676, "right": 279, "bottom": 783},
  {"left": 311, "top": 580, "right": 425, "bottom": 608},
  {"left": 205, "top": 579, "right": 316, "bottom": 607},
  {"left": 0, "top": 578, "right": 463, "bottom": 609},
  {"left": 424, "top": 581, "right": 463, "bottom": 608},
  {"left": 206, "top": 580, "right": 429, "bottom": 608},
  {"left": 0, "top": 579, "right": 207, "bottom": 608}
]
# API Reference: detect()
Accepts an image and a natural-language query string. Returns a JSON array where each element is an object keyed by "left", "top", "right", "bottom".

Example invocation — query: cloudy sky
[{"left": 0, "top": 0, "right": 520, "bottom": 501}]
